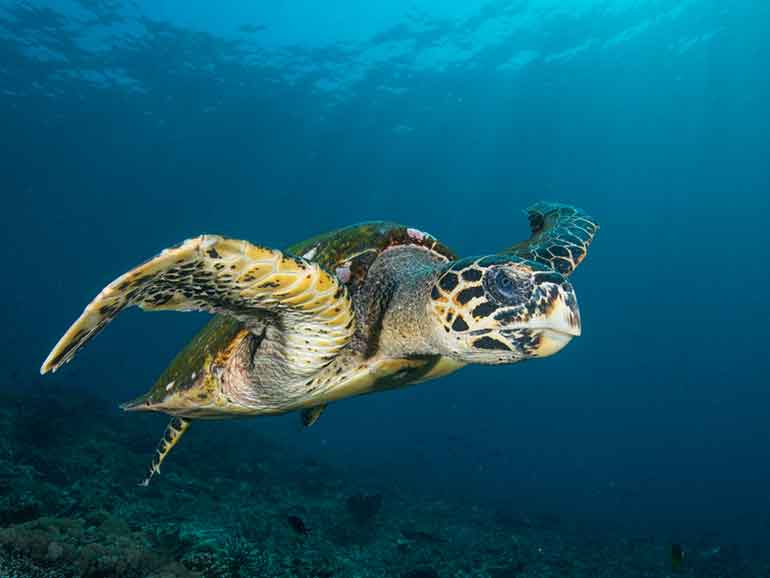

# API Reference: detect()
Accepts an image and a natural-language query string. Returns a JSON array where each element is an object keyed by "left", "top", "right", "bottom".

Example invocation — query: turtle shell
[
  {"left": 289, "top": 221, "right": 456, "bottom": 297},
  {"left": 146, "top": 222, "right": 456, "bottom": 399}
]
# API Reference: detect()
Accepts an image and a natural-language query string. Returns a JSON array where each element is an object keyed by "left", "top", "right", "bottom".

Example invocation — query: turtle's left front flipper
[
  {"left": 501, "top": 202, "right": 599, "bottom": 276},
  {"left": 40, "top": 235, "right": 355, "bottom": 377}
]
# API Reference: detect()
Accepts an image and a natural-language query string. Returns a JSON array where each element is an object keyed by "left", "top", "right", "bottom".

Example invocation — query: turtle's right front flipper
[{"left": 40, "top": 235, "right": 355, "bottom": 378}]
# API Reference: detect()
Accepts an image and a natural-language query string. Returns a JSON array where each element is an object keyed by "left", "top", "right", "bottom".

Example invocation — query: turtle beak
[{"left": 534, "top": 282, "right": 581, "bottom": 357}]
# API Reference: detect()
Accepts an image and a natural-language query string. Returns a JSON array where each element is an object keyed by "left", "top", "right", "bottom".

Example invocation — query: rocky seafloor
[{"left": 0, "top": 384, "right": 764, "bottom": 578}]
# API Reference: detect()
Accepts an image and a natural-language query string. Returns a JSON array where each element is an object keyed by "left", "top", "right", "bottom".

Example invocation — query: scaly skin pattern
[
  {"left": 429, "top": 256, "right": 581, "bottom": 364},
  {"left": 501, "top": 202, "right": 598, "bottom": 276},
  {"left": 41, "top": 206, "right": 598, "bottom": 417},
  {"left": 139, "top": 416, "right": 190, "bottom": 486}
]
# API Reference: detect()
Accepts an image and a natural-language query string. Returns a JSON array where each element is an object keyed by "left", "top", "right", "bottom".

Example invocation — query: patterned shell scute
[{"left": 288, "top": 221, "right": 457, "bottom": 293}]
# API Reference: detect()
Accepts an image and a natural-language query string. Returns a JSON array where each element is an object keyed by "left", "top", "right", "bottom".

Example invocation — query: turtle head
[{"left": 428, "top": 256, "right": 581, "bottom": 364}]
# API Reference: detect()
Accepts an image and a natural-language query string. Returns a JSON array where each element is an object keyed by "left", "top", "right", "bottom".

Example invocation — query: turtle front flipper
[
  {"left": 501, "top": 202, "right": 599, "bottom": 276},
  {"left": 140, "top": 416, "right": 190, "bottom": 487},
  {"left": 40, "top": 235, "right": 355, "bottom": 379}
]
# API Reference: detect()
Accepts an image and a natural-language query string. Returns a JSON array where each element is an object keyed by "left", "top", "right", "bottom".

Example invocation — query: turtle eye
[
  {"left": 484, "top": 268, "right": 532, "bottom": 306},
  {"left": 497, "top": 273, "right": 513, "bottom": 295}
]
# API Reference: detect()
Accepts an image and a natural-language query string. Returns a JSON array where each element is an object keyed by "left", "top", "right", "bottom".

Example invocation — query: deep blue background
[{"left": 1, "top": 0, "right": 768, "bottom": 547}]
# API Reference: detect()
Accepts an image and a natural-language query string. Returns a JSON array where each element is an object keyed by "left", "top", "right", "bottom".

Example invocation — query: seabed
[{"left": 0, "top": 385, "right": 759, "bottom": 578}]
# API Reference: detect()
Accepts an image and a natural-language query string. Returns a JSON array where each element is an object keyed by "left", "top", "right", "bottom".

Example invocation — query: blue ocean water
[{"left": 1, "top": 1, "right": 769, "bottom": 576}]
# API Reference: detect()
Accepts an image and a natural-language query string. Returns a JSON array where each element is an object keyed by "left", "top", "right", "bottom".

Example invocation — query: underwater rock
[
  {"left": 287, "top": 514, "right": 310, "bottom": 536},
  {"left": 0, "top": 492, "right": 42, "bottom": 525},
  {"left": 400, "top": 527, "right": 446, "bottom": 544},
  {"left": 0, "top": 516, "right": 200, "bottom": 578},
  {"left": 402, "top": 567, "right": 440, "bottom": 578},
  {"left": 214, "top": 535, "right": 267, "bottom": 578},
  {"left": 689, "top": 543, "right": 752, "bottom": 577},
  {"left": 346, "top": 492, "right": 383, "bottom": 526},
  {"left": 487, "top": 561, "right": 528, "bottom": 578},
  {"left": 147, "top": 524, "right": 198, "bottom": 559}
]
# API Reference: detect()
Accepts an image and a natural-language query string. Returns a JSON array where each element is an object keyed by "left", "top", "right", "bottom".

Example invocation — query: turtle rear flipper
[
  {"left": 40, "top": 235, "right": 355, "bottom": 379},
  {"left": 140, "top": 416, "right": 190, "bottom": 486},
  {"left": 300, "top": 404, "right": 327, "bottom": 428}
]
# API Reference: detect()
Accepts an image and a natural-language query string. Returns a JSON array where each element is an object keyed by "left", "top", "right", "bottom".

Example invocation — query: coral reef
[{"left": 0, "top": 384, "right": 764, "bottom": 577}]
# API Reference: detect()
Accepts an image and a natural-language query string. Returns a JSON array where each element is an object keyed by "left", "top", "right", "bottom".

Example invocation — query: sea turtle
[{"left": 41, "top": 202, "right": 598, "bottom": 485}]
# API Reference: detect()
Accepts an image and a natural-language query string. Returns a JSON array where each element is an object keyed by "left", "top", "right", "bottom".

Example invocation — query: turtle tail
[{"left": 139, "top": 417, "right": 191, "bottom": 487}]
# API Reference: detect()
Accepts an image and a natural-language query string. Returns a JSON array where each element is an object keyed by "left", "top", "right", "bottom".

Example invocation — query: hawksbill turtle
[{"left": 41, "top": 202, "right": 598, "bottom": 485}]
